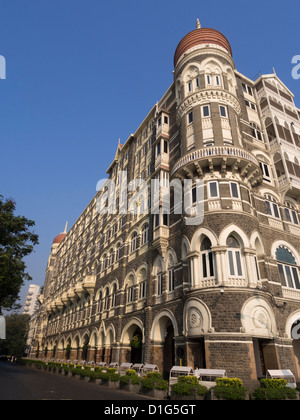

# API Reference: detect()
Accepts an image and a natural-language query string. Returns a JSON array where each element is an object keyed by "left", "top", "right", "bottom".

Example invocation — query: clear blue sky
[{"left": 0, "top": 0, "right": 299, "bottom": 309}]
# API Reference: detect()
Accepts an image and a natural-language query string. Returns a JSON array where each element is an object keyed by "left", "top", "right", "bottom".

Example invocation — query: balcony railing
[{"left": 171, "top": 146, "right": 259, "bottom": 177}]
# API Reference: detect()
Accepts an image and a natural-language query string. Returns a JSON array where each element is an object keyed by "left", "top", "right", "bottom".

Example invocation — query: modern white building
[{"left": 23, "top": 284, "right": 40, "bottom": 317}]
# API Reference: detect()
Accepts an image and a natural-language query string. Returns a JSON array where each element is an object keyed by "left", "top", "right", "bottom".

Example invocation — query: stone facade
[{"left": 30, "top": 22, "right": 300, "bottom": 390}]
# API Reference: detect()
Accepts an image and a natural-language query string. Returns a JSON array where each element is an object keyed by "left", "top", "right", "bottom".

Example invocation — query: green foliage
[
  {"left": 146, "top": 372, "right": 162, "bottom": 380},
  {"left": 125, "top": 369, "right": 137, "bottom": 376},
  {"left": 141, "top": 377, "right": 155, "bottom": 391},
  {"left": 120, "top": 375, "right": 130, "bottom": 385},
  {"left": 0, "top": 195, "right": 39, "bottom": 311},
  {"left": 178, "top": 375, "right": 199, "bottom": 386},
  {"left": 253, "top": 387, "right": 297, "bottom": 400},
  {"left": 129, "top": 335, "right": 142, "bottom": 349},
  {"left": 215, "top": 377, "right": 243, "bottom": 388},
  {"left": 65, "top": 344, "right": 71, "bottom": 360},
  {"left": 173, "top": 381, "right": 192, "bottom": 396},
  {"left": 109, "top": 373, "right": 120, "bottom": 382},
  {"left": 213, "top": 377, "right": 247, "bottom": 400},
  {"left": 0, "top": 314, "right": 30, "bottom": 358},
  {"left": 106, "top": 367, "right": 117, "bottom": 374},
  {"left": 173, "top": 377, "right": 208, "bottom": 397},
  {"left": 141, "top": 372, "right": 168, "bottom": 392},
  {"left": 120, "top": 371, "right": 140, "bottom": 386},
  {"left": 154, "top": 378, "right": 169, "bottom": 391},
  {"left": 214, "top": 385, "right": 247, "bottom": 400},
  {"left": 260, "top": 378, "right": 288, "bottom": 389}
]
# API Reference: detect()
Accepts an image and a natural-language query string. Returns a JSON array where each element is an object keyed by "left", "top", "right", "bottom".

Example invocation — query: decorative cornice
[{"left": 176, "top": 89, "right": 241, "bottom": 121}]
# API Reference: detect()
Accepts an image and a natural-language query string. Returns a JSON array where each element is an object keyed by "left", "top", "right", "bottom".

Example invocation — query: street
[{"left": 0, "top": 361, "right": 153, "bottom": 401}]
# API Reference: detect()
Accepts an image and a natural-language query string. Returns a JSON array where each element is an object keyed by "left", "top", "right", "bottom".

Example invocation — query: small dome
[
  {"left": 174, "top": 25, "right": 232, "bottom": 67},
  {"left": 53, "top": 233, "right": 66, "bottom": 244}
]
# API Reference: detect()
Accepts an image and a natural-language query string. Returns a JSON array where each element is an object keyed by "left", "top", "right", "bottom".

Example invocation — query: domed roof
[
  {"left": 53, "top": 233, "right": 66, "bottom": 244},
  {"left": 52, "top": 222, "right": 68, "bottom": 245},
  {"left": 174, "top": 21, "right": 232, "bottom": 67}
]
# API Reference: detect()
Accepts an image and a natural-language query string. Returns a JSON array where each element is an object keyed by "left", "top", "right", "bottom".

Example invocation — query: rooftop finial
[
  {"left": 196, "top": 18, "right": 201, "bottom": 29},
  {"left": 64, "top": 221, "right": 68, "bottom": 234}
]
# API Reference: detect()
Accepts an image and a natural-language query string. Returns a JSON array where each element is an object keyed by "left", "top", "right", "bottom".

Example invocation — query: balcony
[
  {"left": 171, "top": 146, "right": 262, "bottom": 186},
  {"left": 278, "top": 174, "right": 300, "bottom": 197},
  {"left": 83, "top": 275, "right": 96, "bottom": 295},
  {"left": 155, "top": 151, "right": 169, "bottom": 171}
]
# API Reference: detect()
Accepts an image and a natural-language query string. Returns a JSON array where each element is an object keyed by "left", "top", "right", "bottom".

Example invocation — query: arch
[
  {"left": 124, "top": 270, "right": 137, "bottom": 288},
  {"left": 105, "top": 324, "right": 116, "bottom": 346},
  {"left": 181, "top": 62, "right": 201, "bottom": 83},
  {"left": 150, "top": 310, "right": 179, "bottom": 343},
  {"left": 200, "top": 57, "right": 224, "bottom": 74},
  {"left": 249, "top": 231, "right": 264, "bottom": 257},
  {"left": 164, "top": 248, "right": 178, "bottom": 271},
  {"left": 120, "top": 318, "right": 144, "bottom": 345},
  {"left": 181, "top": 236, "right": 190, "bottom": 261},
  {"left": 219, "top": 224, "right": 250, "bottom": 248},
  {"left": 190, "top": 227, "right": 218, "bottom": 252},
  {"left": 183, "top": 298, "right": 213, "bottom": 337},
  {"left": 285, "top": 310, "right": 300, "bottom": 339},
  {"left": 241, "top": 297, "right": 277, "bottom": 338},
  {"left": 271, "top": 240, "right": 300, "bottom": 266},
  {"left": 152, "top": 255, "right": 164, "bottom": 276}
]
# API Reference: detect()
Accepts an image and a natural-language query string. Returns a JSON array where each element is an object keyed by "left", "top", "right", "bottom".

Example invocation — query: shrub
[
  {"left": 109, "top": 373, "right": 120, "bottom": 382},
  {"left": 173, "top": 381, "right": 208, "bottom": 397},
  {"left": 154, "top": 379, "right": 169, "bottom": 391},
  {"left": 145, "top": 372, "right": 162, "bottom": 380},
  {"left": 141, "top": 377, "right": 155, "bottom": 391},
  {"left": 213, "top": 377, "right": 247, "bottom": 400},
  {"left": 173, "top": 382, "right": 193, "bottom": 396},
  {"left": 98, "top": 371, "right": 110, "bottom": 382},
  {"left": 131, "top": 375, "right": 141, "bottom": 385},
  {"left": 178, "top": 375, "right": 199, "bottom": 386},
  {"left": 214, "top": 385, "right": 247, "bottom": 400},
  {"left": 215, "top": 378, "right": 243, "bottom": 388},
  {"left": 126, "top": 369, "right": 137, "bottom": 376},
  {"left": 120, "top": 375, "right": 130, "bottom": 385},
  {"left": 106, "top": 368, "right": 116, "bottom": 374},
  {"left": 119, "top": 372, "right": 138, "bottom": 384},
  {"left": 253, "top": 387, "right": 297, "bottom": 400},
  {"left": 70, "top": 367, "right": 83, "bottom": 376},
  {"left": 141, "top": 371, "right": 168, "bottom": 392},
  {"left": 260, "top": 378, "right": 288, "bottom": 389}
]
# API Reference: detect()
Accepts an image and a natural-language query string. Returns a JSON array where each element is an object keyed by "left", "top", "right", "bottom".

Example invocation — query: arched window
[
  {"left": 104, "top": 288, "right": 110, "bottom": 311},
  {"left": 265, "top": 194, "right": 280, "bottom": 219},
  {"left": 154, "top": 259, "right": 163, "bottom": 297},
  {"left": 250, "top": 122, "right": 263, "bottom": 141},
  {"left": 102, "top": 254, "right": 107, "bottom": 270},
  {"left": 126, "top": 274, "right": 135, "bottom": 304},
  {"left": 111, "top": 283, "right": 117, "bottom": 308},
  {"left": 276, "top": 246, "right": 300, "bottom": 290},
  {"left": 227, "top": 236, "right": 243, "bottom": 277},
  {"left": 141, "top": 224, "right": 149, "bottom": 245},
  {"left": 109, "top": 248, "right": 114, "bottom": 266},
  {"left": 115, "top": 242, "right": 121, "bottom": 261},
  {"left": 138, "top": 268, "right": 147, "bottom": 300},
  {"left": 200, "top": 237, "right": 215, "bottom": 279},
  {"left": 130, "top": 232, "right": 138, "bottom": 253},
  {"left": 167, "top": 254, "right": 175, "bottom": 292},
  {"left": 284, "top": 201, "right": 299, "bottom": 225},
  {"left": 98, "top": 291, "right": 103, "bottom": 313}
]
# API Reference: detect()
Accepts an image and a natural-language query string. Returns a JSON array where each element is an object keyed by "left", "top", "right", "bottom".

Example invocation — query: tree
[
  {"left": 0, "top": 195, "right": 39, "bottom": 312},
  {"left": 0, "top": 313, "right": 30, "bottom": 358}
]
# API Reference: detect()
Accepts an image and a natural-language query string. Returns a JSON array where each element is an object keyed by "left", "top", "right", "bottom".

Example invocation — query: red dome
[
  {"left": 53, "top": 233, "right": 66, "bottom": 244},
  {"left": 174, "top": 27, "right": 232, "bottom": 67}
]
